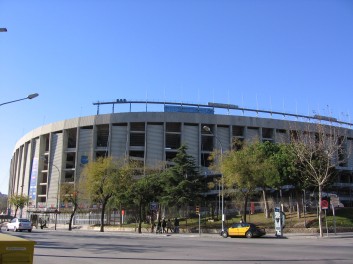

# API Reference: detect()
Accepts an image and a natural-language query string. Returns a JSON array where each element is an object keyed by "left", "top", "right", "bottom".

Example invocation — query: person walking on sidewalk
[
  {"left": 174, "top": 218, "right": 180, "bottom": 233},
  {"left": 162, "top": 218, "right": 166, "bottom": 233},
  {"left": 166, "top": 219, "right": 173, "bottom": 233},
  {"left": 156, "top": 219, "right": 162, "bottom": 234}
]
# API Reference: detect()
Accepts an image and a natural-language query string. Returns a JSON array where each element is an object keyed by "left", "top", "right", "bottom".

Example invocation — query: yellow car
[{"left": 221, "top": 222, "right": 266, "bottom": 238}]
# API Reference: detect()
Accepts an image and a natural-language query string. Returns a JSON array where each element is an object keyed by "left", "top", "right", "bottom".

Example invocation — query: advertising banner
[{"left": 29, "top": 157, "right": 39, "bottom": 208}]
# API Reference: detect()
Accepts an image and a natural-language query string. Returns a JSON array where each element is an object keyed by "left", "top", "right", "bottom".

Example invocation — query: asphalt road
[{"left": 3, "top": 229, "right": 353, "bottom": 264}]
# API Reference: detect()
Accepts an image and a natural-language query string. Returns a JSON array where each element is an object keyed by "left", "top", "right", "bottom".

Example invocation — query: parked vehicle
[
  {"left": 6, "top": 218, "right": 32, "bottom": 232},
  {"left": 221, "top": 222, "right": 265, "bottom": 238}
]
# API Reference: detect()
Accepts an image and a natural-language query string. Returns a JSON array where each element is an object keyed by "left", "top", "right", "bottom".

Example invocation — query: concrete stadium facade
[{"left": 8, "top": 101, "right": 353, "bottom": 216}]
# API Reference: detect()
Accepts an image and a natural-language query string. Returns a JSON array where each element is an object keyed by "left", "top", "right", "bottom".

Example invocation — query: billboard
[{"left": 29, "top": 157, "right": 39, "bottom": 208}]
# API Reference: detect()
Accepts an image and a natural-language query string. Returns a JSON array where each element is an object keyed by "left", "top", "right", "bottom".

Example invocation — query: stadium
[{"left": 8, "top": 100, "right": 353, "bottom": 220}]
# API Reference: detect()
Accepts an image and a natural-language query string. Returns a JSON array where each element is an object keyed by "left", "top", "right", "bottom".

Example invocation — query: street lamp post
[
  {"left": 0, "top": 93, "right": 39, "bottom": 107},
  {"left": 202, "top": 125, "right": 224, "bottom": 233},
  {"left": 0, "top": 28, "right": 7, "bottom": 32},
  {"left": 2, "top": 92, "right": 38, "bottom": 216}
]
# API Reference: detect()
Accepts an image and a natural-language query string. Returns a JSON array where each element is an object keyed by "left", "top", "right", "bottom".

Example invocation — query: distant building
[{"left": 8, "top": 100, "right": 353, "bottom": 216}]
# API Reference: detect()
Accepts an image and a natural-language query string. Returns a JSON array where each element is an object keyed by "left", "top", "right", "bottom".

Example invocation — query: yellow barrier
[{"left": 0, "top": 233, "right": 36, "bottom": 264}]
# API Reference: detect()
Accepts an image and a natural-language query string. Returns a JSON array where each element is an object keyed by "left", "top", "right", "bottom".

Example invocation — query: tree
[
  {"left": 81, "top": 157, "right": 134, "bottom": 232},
  {"left": 219, "top": 140, "right": 282, "bottom": 220},
  {"left": 206, "top": 179, "right": 221, "bottom": 220},
  {"left": 221, "top": 142, "right": 258, "bottom": 222},
  {"left": 0, "top": 193, "right": 7, "bottom": 214},
  {"left": 162, "top": 145, "right": 204, "bottom": 212},
  {"left": 251, "top": 141, "right": 281, "bottom": 218},
  {"left": 271, "top": 143, "right": 305, "bottom": 218},
  {"left": 271, "top": 143, "right": 301, "bottom": 189},
  {"left": 60, "top": 183, "right": 81, "bottom": 231},
  {"left": 130, "top": 173, "right": 164, "bottom": 233},
  {"left": 289, "top": 122, "right": 349, "bottom": 237},
  {"left": 9, "top": 194, "right": 29, "bottom": 218}
]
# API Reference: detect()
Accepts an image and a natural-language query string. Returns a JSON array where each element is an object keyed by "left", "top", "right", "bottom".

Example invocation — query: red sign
[
  {"left": 121, "top": 210, "right": 125, "bottom": 216},
  {"left": 321, "top": 199, "right": 329, "bottom": 209}
]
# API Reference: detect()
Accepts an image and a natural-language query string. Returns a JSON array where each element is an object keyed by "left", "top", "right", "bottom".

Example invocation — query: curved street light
[
  {"left": 202, "top": 125, "right": 225, "bottom": 233},
  {"left": 0, "top": 93, "right": 39, "bottom": 107},
  {"left": 0, "top": 28, "right": 7, "bottom": 32}
]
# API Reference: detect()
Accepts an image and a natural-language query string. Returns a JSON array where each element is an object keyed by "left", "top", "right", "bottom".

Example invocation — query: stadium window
[
  {"left": 96, "top": 125, "right": 109, "bottom": 147},
  {"left": 232, "top": 126, "right": 244, "bottom": 137},
  {"left": 166, "top": 122, "right": 181, "bottom": 132},
  {"left": 67, "top": 128, "right": 77, "bottom": 148},
  {"left": 130, "top": 133, "right": 145, "bottom": 147},
  {"left": 165, "top": 134, "right": 181, "bottom": 149},
  {"left": 130, "top": 122, "right": 145, "bottom": 131}
]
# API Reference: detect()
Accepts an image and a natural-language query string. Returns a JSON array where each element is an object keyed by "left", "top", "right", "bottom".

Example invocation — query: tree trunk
[
  {"left": 318, "top": 185, "right": 323, "bottom": 237},
  {"left": 296, "top": 190, "right": 301, "bottom": 219},
  {"left": 68, "top": 206, "right": 77, "bottom": 231},
  {"left": 138, "top": 201, "right": 142, "bottom": 234},
  {"left": 150, "top": 210, "right": 155, "bottom": 233},
  {"left": 211, "top": 203, "right": 215, "bottom": 220},
  {"left": 14, "top": 207, "right": 19, "bottom": 218},
  {"left": 262, "top": 189, "right": 270, "bottom": 218},
  {"left": 243, "top": 194, "right": 248, "bottom": 222},
  {"left": 119, "top": 204, "right": 123, "bottom": 228},
  {"left": 100, "top": 201, "right": 107, "bottom": 232}
]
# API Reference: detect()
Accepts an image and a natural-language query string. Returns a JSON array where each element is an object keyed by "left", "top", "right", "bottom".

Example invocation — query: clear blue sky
[{"left": 1, "top": 0, "right": 352, "bottom": 194}]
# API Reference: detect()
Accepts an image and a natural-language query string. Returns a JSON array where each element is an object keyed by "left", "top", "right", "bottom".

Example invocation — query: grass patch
[
  {"left": 179, "top": 208, "right": 353, "bottom": 230},
  {"left": 326, "top": 208, "right": 353, "bottom": 227},
  {"left": 108, "top": 208, "right": 353, "bottom": 231}
]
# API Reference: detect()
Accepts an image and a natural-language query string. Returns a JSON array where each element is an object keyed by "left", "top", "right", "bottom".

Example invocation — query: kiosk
[
  {"left": 0, "top": 233, "right": 36, "bottom": 263},
  {"left": 274, "top": 207, "right": 286, "bottom": 237}
]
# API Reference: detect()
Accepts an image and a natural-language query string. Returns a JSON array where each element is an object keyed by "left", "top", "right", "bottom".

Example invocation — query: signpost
[
  {"left": 321, "top": 199, "right": 329, "bottom": 237},
  {"left": 196, "top": 206, "right": 201, "bottom": 237},
  {"left": 150, "top": 202, "right": 158, "bottom": 233},
  {"left": 330, "top": 196, "right": 340, "bottom": 235}
]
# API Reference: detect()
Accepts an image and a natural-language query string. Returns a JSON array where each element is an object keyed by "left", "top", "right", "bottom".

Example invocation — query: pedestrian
[
  {"left": 166, "top": 219, "right": 172, "bottom": 233},
  {"left": 174, "top": 217, "right": 179, "bottom": 233},
  {"left": 156, "top": 219, "right": 162, "bottom": 234},
  {"left": 162, "top": 218, "right": 166, "bottom": 233}
]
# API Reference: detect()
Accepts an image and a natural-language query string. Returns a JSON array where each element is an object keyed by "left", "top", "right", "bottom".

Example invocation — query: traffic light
[{"left": 196, "top": 206, "right": 200, "bottom": 214}]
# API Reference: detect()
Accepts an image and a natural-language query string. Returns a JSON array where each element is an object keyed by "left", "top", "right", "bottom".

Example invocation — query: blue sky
[{"left": 1, "top": 0, "right": 352, "bottom": 194}]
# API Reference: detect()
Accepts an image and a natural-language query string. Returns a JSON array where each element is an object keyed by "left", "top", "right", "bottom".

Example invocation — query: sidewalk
[
  {"left": 20, "top": 222, "right": 353, "bottom": 240},
  {"left": 282, "top": 232, "right": 353, "bottom": 239},
  {"left": 39, "top": 224, "right": 353, "bottom": 240}
]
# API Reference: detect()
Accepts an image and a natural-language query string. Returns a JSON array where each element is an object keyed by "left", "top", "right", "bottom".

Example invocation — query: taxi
[{"left": 221, "top": 222, "right": 266, "bottom": 238}]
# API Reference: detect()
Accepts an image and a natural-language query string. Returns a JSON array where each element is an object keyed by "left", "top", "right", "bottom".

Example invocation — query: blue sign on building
[
  {"left": 81, "top": 155, "right": 89, "bottom": 165},
  {"left": 164, "top": 105, "right": 214, "bottom": 114}
]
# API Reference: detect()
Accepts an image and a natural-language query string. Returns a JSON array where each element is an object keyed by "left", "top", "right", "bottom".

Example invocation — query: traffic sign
[
  {"left": 150, "top": 202, "right": 158, "bottom": 211},
  {"left": 321, "top": 199, "right": 329, "bottom": 209}
]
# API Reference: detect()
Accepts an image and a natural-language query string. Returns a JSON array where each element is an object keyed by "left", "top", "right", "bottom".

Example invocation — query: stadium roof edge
[{"left": 92, "top": 99, "right": 353, "bottom": 128}]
